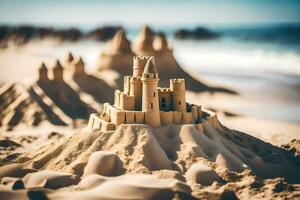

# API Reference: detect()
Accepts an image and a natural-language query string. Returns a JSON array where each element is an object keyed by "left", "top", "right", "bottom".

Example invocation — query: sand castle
[
  {"left": 97, "top": 26, "right": 235, "bottom": 93},
  {"left": 37, "top": 53, "right": 86, "bottom": 83},
  {"left": 88, "top": 56, "right": 219, "bottom": 131}
]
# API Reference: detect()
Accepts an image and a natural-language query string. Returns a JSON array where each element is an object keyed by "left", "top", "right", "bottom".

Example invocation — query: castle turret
[
  {"left": 142, "top": 57, "right": 161, "bottom": 127},
  {"left": 133, "top": 56, "right": 151, "bottom": 77},
  {"left": 170, "top": 79, "right": 186, "bottom": 112},
  {"left": 65, "top": 52, "right": 74, "bottom": 64},
  {"left": 134, "top": 25, "right": 155, "bottom": 55},
  {"left": 53, "top": 60, "right": 64, "bottom": 83},
  {"left": 153, "top": 32, "right": 169, "bottom": 52},
  {"left": 131, "top": 56, "right": 151, "bottom": 110},
  {"left": 72, "top": 56, "right": 85, "bottom": 76},
  {"left": 38, "top": 62, "right": 48, "bottom": 81}
]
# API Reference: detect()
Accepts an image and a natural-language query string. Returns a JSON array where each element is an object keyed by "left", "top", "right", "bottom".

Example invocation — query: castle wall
[
  {"left": 103, "top": 103, "right": 125, "bottom": 125},
  {"left": 129, "top": 76, "right": 142, "bottom": 110},
  {"left": 160, "top": 111, "right": 173, "bottom": 125},
  {"left": 191, "top": 105, "right": 199, "bottom": 121},
  {"left": 125, "top": 111, "right": 135, "bottom": 123},
  {"left": 198, "top": 106, "right": 202, "bottom": 118},
  {"left": 182, "top": 112, "right": 193, "bottom": 124},
  {"left": 88, "top": 113, "right": 115, "bottom": 131},
  {"left": 172, "top": 111, "right": 182, "bottom": 124},
  {"left": 170, "top": 79, "right": 186, "bottom": 112},
  {"left": 134, "top": 112, "right": 145, "bottom": 123},
  {"left": 119, "top": 93, "right": 135, "bottom": 110},
  {"left": 158, "top": 88, "right": 172, "bottom": 111}
]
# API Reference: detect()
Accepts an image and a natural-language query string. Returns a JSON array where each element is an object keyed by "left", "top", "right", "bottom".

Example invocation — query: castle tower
[
  {"left": 134, "top": 25, "right": 155, "bottom": 55},
  {"left": 73, "top": 56, "right": 85, "bottom": 76},
  {"left": 65, "top": 52, "right": 74, "bottom": 64},
  {"left": 110, "top": 30, "right": 132, "bottom": 54},
  {"left": 153, "top": 32, "right": 169, "bottom": 52},
  {"left": 142, "top": 57, "right": 161, "bottom": 127},
  {"left": 53, "top": 59, "right": 64, "bottom": 83},
  {"left": 38, "top": 62, "right": 48, "bottom": 81},
  {"left": 170, "top": 79, "right": 186, "bottom": 112},
  {"left": 133, "top": 56, "right": 150, "bottom": 77},
  {"left": 131, "top": 56, "right": 151, "bottom": 110}
]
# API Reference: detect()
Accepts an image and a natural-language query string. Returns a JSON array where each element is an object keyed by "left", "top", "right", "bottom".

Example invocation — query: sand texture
[{"left": 0, "top": 118, "right": 299, "bottom": 199}]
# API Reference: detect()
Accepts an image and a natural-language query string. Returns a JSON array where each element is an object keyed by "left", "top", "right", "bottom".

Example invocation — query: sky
[{"left": 0, "top": 0, "right": 300, "bottom": 27}]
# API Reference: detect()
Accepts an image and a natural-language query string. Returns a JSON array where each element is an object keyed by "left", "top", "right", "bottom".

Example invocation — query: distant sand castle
[
  {"left": 97, "top": 26, "right": 178, "bottom": 76},
  {"left": 38, "top": 52, "right": 86, "bottom": 82},
  {"left": 97, "top": 26, "right": 234, "bottom": 93},
  {"left": 89, "top": 56, "right": 218, "bottom": 131}
]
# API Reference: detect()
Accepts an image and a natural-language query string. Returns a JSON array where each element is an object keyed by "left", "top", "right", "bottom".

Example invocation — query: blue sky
[{"left": 0, "top": 0, "right": 299, "bottom": 27}]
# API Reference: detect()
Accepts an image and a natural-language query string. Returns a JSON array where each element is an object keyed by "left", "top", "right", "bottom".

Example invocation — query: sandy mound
[
  {"left": 49, "top": 174, "right": 193, "bottom": 200},
  {"left": 8, "top": 119, "right": 299, "bottom": 183},
  {"left": 185, "top": 163, "right": 221, "bottom": 185},
  {"left": 0, "top": 118, "right": 299, "bottom": 199},
  {"left": 83, "top": 151, "right": 123, "bottom": 177},
  {"left": 22, "top": 170, "right": 80, "bottom": 189}
]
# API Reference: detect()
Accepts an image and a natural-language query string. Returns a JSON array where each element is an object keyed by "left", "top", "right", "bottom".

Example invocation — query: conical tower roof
[
  {"left": 74, "top": 56, "right": 84, "bottom": 65},
  {"left": 39, "top": 62, "right": 47, "bottom": 70},
  {"left": 154, "top": 32, "right": 169, "bottom": 51},
  {"left": 110, "top": 30, "right": 132, "bottom": 54},
  {"left": 54, "top": 59, "right": 63, "bottom": 69},
  {"left": 134, "top": 25, "right": 155, "bottom": 53},
  {"left": 65, "top": 52, "right": 74, "bottom": 62},
  {"left": 143, "top": 57, "right": 157, "bottom": 74}
]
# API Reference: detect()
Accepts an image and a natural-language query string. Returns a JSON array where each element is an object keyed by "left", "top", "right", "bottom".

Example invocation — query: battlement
[
  {"left": 170, "top": 79, "right": 185, "bottom": 91},
  {"left": 133, "top": 56, "right": 152, "bottom": 77},
  {"left": 133, "top": 55, "right": 152, "bottom": 61},
  {"left": 130, "top": 76, "right": 141, "bottom": 81},
  {"left": 158, "top": 87, "right": 171, "bottom": 92}
]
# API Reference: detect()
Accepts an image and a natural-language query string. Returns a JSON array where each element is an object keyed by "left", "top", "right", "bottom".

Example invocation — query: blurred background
[{"left": 0, "top": 0, "right": 300, "bottom": 144}]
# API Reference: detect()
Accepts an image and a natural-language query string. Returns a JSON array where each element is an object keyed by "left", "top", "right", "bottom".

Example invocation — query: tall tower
[
  {"left": 142, "top": 57, "right": 161, "bottom": 127},
  {"left": 73, "top": 56, "right": 85, "bottom": 76},
  {"left": 170, "top": 79, "right": 186, "bottom": 112},
  {"left": 130, "top": 56, "right": 150, "bottom": 110},
  {"left": 53, "top": 60, "right": 64, "bottom": 83},
  {"left": 38, "top": 62, "right": 48, "bottom": 81},
  {"left": 133, "top": 56, "right": 150, "bottom": 77}
]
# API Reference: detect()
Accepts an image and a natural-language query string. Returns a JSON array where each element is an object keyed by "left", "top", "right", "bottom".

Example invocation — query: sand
[{"left": 0, "top": 119, "right": 299, "bottom": 199}]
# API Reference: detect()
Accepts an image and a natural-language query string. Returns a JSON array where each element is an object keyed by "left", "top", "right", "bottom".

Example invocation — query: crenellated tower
[
  {"left": 170, "top": 79, "right": 186, "bottom": 112},
  {"left": 142, "top": 57, "right": 161, "bottom": 127}
]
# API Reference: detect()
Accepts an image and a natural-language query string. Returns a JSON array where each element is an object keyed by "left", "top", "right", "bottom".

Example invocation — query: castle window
[
  {"left": 178, "top": 101, "right": 181, "bottom": 105},
  {"left": 153, "top": 92, "right": 156, "bottom": 97},
  {"left": 161, "top": 97, "right": 167, "bottom": 111},
  {"left": 150, "top": 103, "right": 153, "bottom": 110}
]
